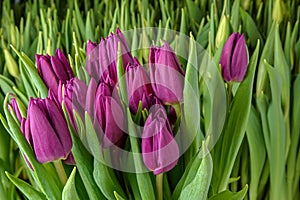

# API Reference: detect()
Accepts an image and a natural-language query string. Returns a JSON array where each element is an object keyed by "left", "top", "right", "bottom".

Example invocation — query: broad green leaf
[
  {"left": 186, "top": 0, "right": 201, "bottom": 24},
  {"left": 240, "top": 8, "right": 263, "bottom": 48},
  {"left": 62, "top": 103, "right": 105, "bottom": 200},
  {"left": 287, "top": 73, "right": 300, "bottom": 199},
  {"left": 6, "top": 172, "right": 46, "bottom": 200},
  {"left": 178, "top": 143, "right": 213, "bottom": 200},
  {"left": 0, "top": 75, "right": 14, "bottom": 94},
  {"left": 94, "top": 159, "right": 127, "bottom": 200},
  {"left": 265, "top": 62, "right": 287, "bottom": 200},
  {"left": 127, "top": 108, "right": 155, "bottom": 200},
  {"left": 246, "top": 107, "right": 266, "bottom": 200},
  {"left": 208, "top": 185, "right": 248, "bottom": 200},
  {"left": 62, "top": 168, "right": 80, "bottom": 200}
]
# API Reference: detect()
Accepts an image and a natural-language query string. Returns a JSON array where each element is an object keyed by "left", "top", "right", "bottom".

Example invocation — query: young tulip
[
  {"left": 36, "top": 49, "right": 74, "bottom": 95},
  {"left": 142, "top": 105, "right": 179, "bottom": 175},
  {"left": 126, "top": 57, "right": 154, "bottom": 114},
  {"left": 149, "top": 41, "right": 185, "bottom": 104},
  {"left": 220, "top": 33, "right": 249, "bottom": 82},
  {"left": 86, "top": 28, "right": 133, "bottom": 85},
  {"left": 94, "top": 82, "right": 125, "bottom": 148},
  {"left": 58, "top": 78, "right": 88, "bottom": 129},
  {"left": 21, "top": 91, "right": 72, "bottom": 164},
  {"left": 8, "top": 98, "right": 23, "bottom": 122}
]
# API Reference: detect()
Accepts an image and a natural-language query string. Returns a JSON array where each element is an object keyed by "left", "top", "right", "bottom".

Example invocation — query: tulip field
[{"left": 0, "top": 0, "right": 299, "bottom": 200}]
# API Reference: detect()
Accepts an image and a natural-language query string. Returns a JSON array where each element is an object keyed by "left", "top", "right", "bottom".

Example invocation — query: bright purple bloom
[
  {"left": 86, "top": 28, "right": 133, "bottom": 86},
  {"left": 86, "top": 40, "right": 98, "bottom": 56},
  {"left": 142, "top": 105, "right": 179, "bottom": 175},
  {"left": 21, "top": 91, "right": 72, "bottom": 164},
  {"left": 220, "top": 33, "right": 248, "bottom": 82},
  {"left": 58, "top": 78, "right": 88, "bottom": 129},
  {"left": 94, "top": 82, "right": 125, "bottom": 148},
  {"left": 125, "top": 57, "right": 154, "bottom": 114},
  {"left": 149, "top": 41, "right": 185, "bottom": 104},
  {"left": 36, "top": 49, "right": 74, "bottom": 96}
]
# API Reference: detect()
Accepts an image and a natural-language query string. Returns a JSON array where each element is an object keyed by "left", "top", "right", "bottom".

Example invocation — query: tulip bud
[
  {"left": 220, "top": 33, "right": 249, "bottom": 82},
  {"left": 21, "top": 91, "right": 72, "bottom": 163},
  {"left": 94, "top": 82, "right": 125, "bottom": 148},
  {"left": 149, "top": 41, "right": 185, "bottom": 104},
  {"left": 142, "top": 105, "right": 179, "bottom": 175},
  {"left": 8, "top": 98, "right": 23, "bottom": 122},
  {"left": 36, "top": 49, "right": 74, "bottom": 96},
  {"left": 86, "top": 40, "right": 98, "bottom": 56},
  {"left": 215, "top": 15, "right": 230, "bottom": 48},
  {"left": 58, "top": 78, "right": 88, "bottom": 129},
  {"left": 125, "top": 57, "right": 154, "bottom": 114},
  {"left": 86, "top": 28, "right": 133, "bottom": 85}
]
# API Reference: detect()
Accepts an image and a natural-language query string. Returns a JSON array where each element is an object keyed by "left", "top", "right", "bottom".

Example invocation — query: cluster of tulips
[{"left": 8, "top": 28, "right": 248, "bottom": 177}]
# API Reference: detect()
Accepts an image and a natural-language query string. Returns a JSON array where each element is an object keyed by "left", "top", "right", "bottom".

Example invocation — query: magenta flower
[
  {"left": 142, "top": 105, "right": 179, "bottom": 175},
  {"left": 58, "top": 78, "right": 88, "bottom": 129},
  {"left": 149, "top": 41, "right": 185, "bottom": 104},
  {"left": 86, "top": 28, "right": 133, "bottom": 86},
  {"left": 220, "top": 33, "right": 249, "bottom": 82},
  {"left": 21, "top": 91, "right": 72, "bottom": 163},
  {"left": 125, "top": 57, "right": 154, "bottom": 114},
  {"left": 36, "top": 49, "right": 74, "bottom": 96},
  {"left": 94, "top": 81, "right": 125, "bottom": 148}
]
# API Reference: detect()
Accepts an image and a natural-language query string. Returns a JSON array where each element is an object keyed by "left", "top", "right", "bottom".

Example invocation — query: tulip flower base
[{"left": 0, "top": 1, "right": 300, "bottom": 200}]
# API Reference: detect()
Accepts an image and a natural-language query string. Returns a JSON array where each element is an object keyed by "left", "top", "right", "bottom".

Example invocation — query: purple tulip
[
  {"left": 142, "top": 105, "right": 179, "bottom": 175},
  {"left": 220, "top": 33, "right": 249, "bottom": 82},
  {"left": 125, "top": 57, "right": 154, "bottom": 114},
  {"left": 21, "top": 91, "right": 72, "bottom": 163},
  {"left": 149, "top": 41, "right": 185, "bottom": 104},
  {"left": 86, "top": 40, "right": 98, "bottom": 56},
  {"left": 58, "top": 78, "right": 88, "bottom": 129},
  {"left": 36, "top": 49, "right": 74, "bottom": 96},
  {"left": 8, "top": 98, "right": 23, "bottom": 122},
  {"left": 94, "top": 82, "right": 125, "bottom": 148},
  {"left": 86, "top": 28, "right": 133, "bottom": 86}
]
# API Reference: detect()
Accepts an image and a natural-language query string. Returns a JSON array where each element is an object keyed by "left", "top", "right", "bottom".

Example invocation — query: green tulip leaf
[
  {"left": 208, "top": 185, "right": 248, "bottom": 200},
  {"left": 6, "top": 172, "right": 47, "bottom": 200},
  {"left": 62, "top": 167, "right": 80, "bottom": 200},
  {"left": 62, "top": 103, "right": 105, "bottom": 200},
  {"left": 178, "top": 143, "right": 213, "bottom": 200}
]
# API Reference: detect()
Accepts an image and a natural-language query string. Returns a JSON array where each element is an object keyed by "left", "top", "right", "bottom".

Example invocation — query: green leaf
[
  {"left": 287, "top": 73, "right": 300, "bottom": 200},
  {"left": 114, "top": 191, "right": 126, "bottom": 200},
  {"left": 94, "top": 159, "right": 127, "bottom": 200},
  {"left": 265, "top": 62, "right": 287, "bottom": 200},
  {"left": 62, "top": 167, "right": 80, "bottom": 200},
  {"left": 127, "top": 108, "right": 155, "bottom": 200},
  {"left": 62, "top": 103, "right": 105, "bottom": 200},
  {"left": 240, "top": 8, "right": 263, "bottom": 48},
  {"left": 246, "top": 107, "right": 266, "bottom": 200},
  {"left": 178, "top": 143, "right": 213, "bottom": 200},
  {"left": 6, "top": 172, "right": 46, "bottom": 200},
  {"left": 212, "top": 41, "right": 260, "bottom": 192},
  {"left": 208, "top": 185, "right": 248, "bottom": 200},
  {"left": 186, "top": 0, "right": 201, "bottom": 24},
  {"left": 0, "top": 75, "right": 15, "bottom": 94}
]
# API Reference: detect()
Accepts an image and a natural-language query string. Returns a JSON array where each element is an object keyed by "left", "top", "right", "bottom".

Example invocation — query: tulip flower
[
  {"left": 220, "top": 33, "right": 249, "bottom": 82},
  {"left": 21, "top": 91, "right": 72, "bottom": 163},
  {"left": 149, "top": 41, "right": 185, "bottom": 104},
  {"left": 125, "top": 57, "right": 154, "bottom": 114},
  {"left": 58, "top": 78, "right": 88, "bottom": 129},
  {"left": 36, "top": 49, "right": 74, "bottom": 96},
  {"left": 142, "top": 105, "right": 179, "bottom": 175},
  {"left": 86, "top": 28, "right": 133, "bottom": 85},
  {"left": 94, "top": 81, "right": 125, "bottom": 148},
  {"left": 8, "top": 98, "right": 23, "bottom": 122}
]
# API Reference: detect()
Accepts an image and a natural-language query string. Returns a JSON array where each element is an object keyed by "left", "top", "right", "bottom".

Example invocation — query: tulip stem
[
  {"left": 156, "top": 173, "right": 163, "bottom": 200},
  {"left": 227, "top": 82, "right": 233, "bottom": 106},
  {"left": 54, "top": 160, "right": 67, "bottom": 185}
]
